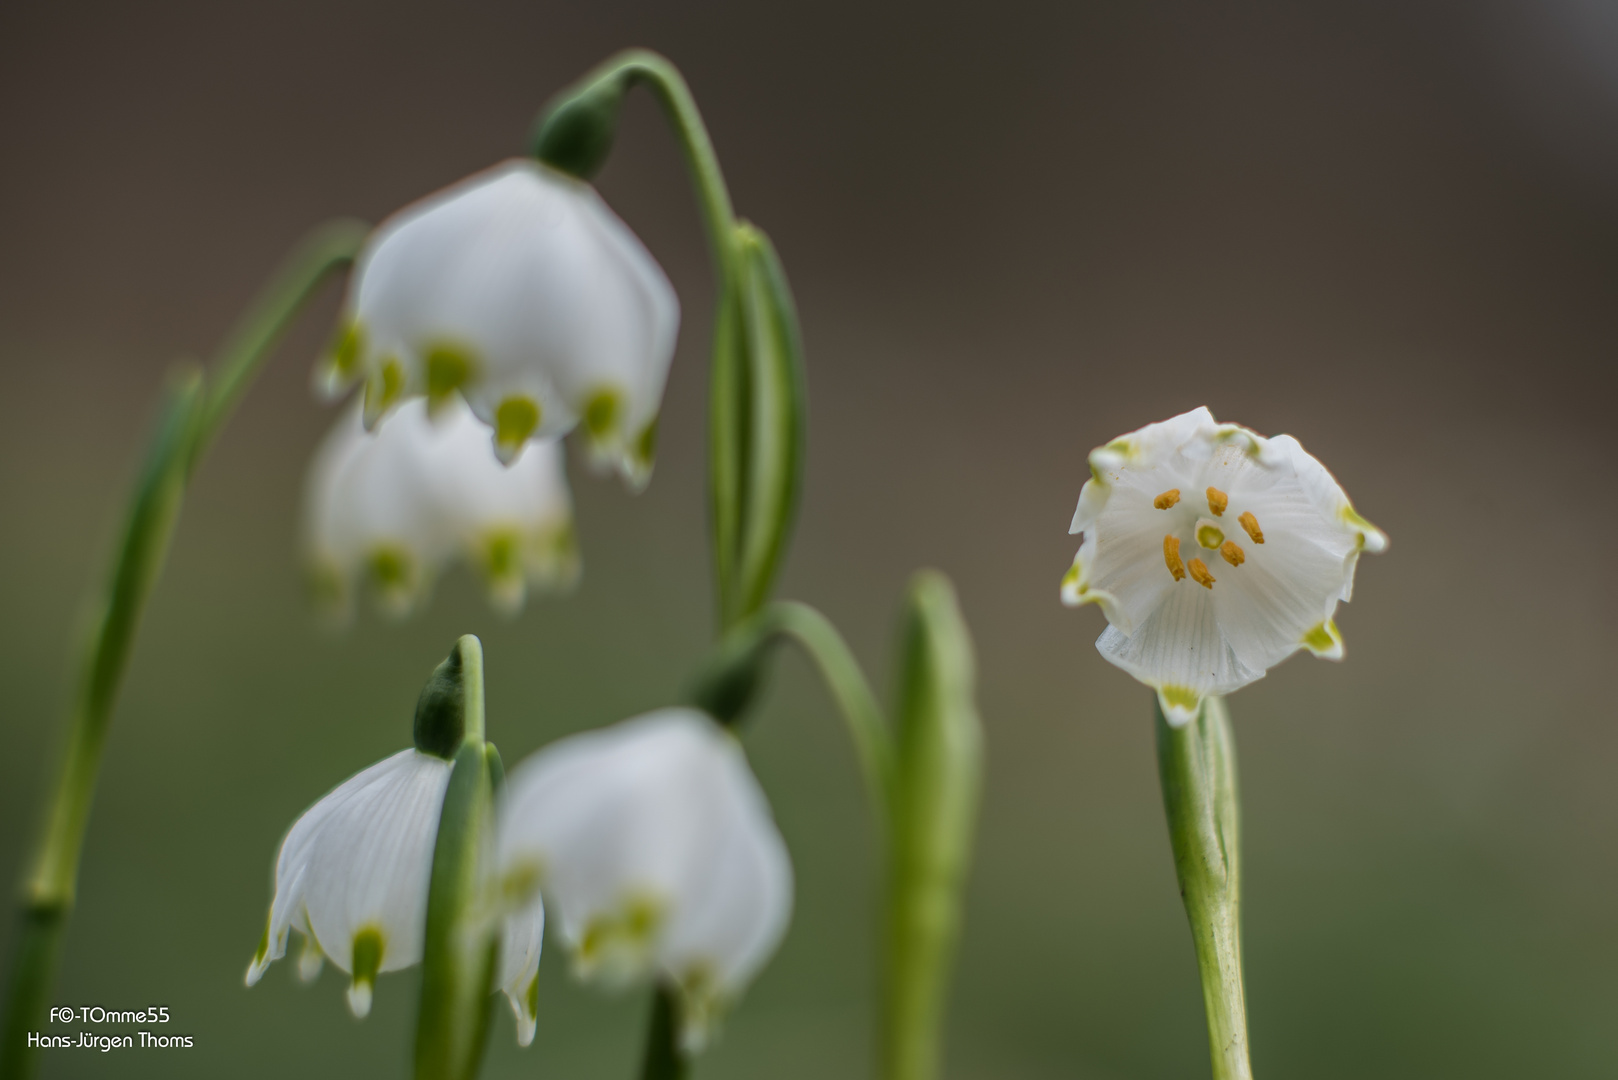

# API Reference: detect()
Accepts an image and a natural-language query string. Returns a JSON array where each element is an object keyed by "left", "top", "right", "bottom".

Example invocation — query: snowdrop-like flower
[
  {"left": 245, "top": 746, "right": 548, "bottom": 1025},
  {"left": 316, "top": 159, "right": 680, "bottom": 485},
  {"left": 304, "top": 396, "right": 578, "bottom": 620},
  {"left": 244, "top": 749, "right": 449, "bottom": 1017},
  {"left": 495, "top": 709, "right": 792, "bottom": 1051},
  {"left": 1061, "top": 407, "right": 1387, "bottom": 725}
]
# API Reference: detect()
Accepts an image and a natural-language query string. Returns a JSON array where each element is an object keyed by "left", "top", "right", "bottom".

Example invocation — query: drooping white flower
[
  {"left": 303, "top": 396, "right": 578, "bottom": 621},
  {"left": 1061, "top": 406, "right": 1387, "bottom": 725},
  {"left": 245, "top": 749, "right": 449, "bottom": 1017},
  {"left": 495, "top": 709, "right": 793, "bottom": 1051},
  {"left": 245, "top": 747, "right": 547, "bottom": 1026},
  {"left": 316, "top": 158, "right": 680, "bottom": 485}
]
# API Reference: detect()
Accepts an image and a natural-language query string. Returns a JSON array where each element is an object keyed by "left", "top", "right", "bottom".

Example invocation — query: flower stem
[
  {"left": 415, "top": 637, "right": 499, "bottom": 1080},
  {"left": 690, "top": 600, "right": 892, "bottom": 816},
  {"left": 1155, "top": 695, "right": 1253, "bottom": 1080},
  {"left": 638, "top": 985, "right": 690, "bottom": 1080},
  {"left": 0, "top": 223, "right": 362, "bottom": 1080}
]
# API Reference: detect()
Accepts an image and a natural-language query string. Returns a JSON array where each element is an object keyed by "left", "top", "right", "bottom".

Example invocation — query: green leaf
[{"left": 732, "top": 224, "right": 807, "bottom": 623}]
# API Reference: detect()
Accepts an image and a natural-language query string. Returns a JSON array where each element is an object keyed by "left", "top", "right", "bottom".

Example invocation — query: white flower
[
  {"left": 244, "top": 749, "right": 449, "bottom": 1017},
  {"left": 316, "top": 158, "right": 680, "bottom": 485},
  {"left": 303, "top": 396, "right": 578, "bottom": 621},
  {"left": 495, "top": 709, "right": 793, "bottom": 1051},
  {"left": 245, "top": 747, "right": 548, "bottom": 1028},
  {"left": 1061, "top": 406, "right": 1387, "bottom": 725}
]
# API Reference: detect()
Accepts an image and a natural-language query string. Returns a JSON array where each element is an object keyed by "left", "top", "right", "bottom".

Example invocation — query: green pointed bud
[
  {"left": 531, "top": 75, "right": 629, "bottom": 180},
  {"left": 884, "top": 571, "right": 983, "bottom": 1080},
  {"left": 413, "top": 644, "right": 469, "bottom": 759}
]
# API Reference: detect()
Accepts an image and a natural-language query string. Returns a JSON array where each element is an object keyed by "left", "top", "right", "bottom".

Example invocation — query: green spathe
[{"left": 414, "top": 646, "right": 469, "bottom": 759}]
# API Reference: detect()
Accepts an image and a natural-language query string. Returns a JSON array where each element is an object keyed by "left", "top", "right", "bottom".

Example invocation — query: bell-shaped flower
[
  {"left": 315, "top": 158, "right": 680, "bottom": 485},
  {"left": 303, "top": 396, "right": 578, "bottom": 621},
  {"left": 244, "top": 748, "right": 448, "bottom": 1016},
  {"left": 495, "top": 709, "right": 792, "bottom": 1051},
  {"left": 245, "top": 746, "right": 547, "bottom": 1027},
  {"left": 1061, "top": 406, "right": 1387, "bottom": 725}
]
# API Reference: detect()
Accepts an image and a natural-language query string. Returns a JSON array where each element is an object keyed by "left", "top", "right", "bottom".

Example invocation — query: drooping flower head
[
  {"left": 244, "top": 748, "right": 450, "bottom": 1017},
  {"left": 316, "top": 159, "right": 679, "bottom": 485},
  {"left": 1061, "top": 407, "right": 1387, "bottom": 725},
  {"left": 303, "top": 396, "right": 578, "bottom": 621},
  {"left": 495, "top": 709, "right": 793, "bottom": 1052}
]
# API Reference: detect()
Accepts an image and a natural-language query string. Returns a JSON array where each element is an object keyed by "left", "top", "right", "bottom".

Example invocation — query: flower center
[{"left": 1154, "top": 487, "right": 1265, "bottom": 589}]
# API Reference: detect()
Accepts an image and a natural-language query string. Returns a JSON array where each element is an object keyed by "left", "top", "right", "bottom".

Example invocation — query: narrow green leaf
[{"left": 733, "top": 224, "right": 807, "bottom": 622}]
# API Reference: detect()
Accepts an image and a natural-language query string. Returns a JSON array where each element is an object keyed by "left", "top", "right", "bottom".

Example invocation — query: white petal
[
  {"left": 296, "top": 750, "right": 450, "bottom": 975},
  {"left": 498, "top": 892, "right": 546, "bottom": 1047},
  {"left": 1095, "top": 580, "right": 1266, "bottom": 701}
]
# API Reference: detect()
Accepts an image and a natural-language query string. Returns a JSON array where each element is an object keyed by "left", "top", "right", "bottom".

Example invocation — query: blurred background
[{"left": 3, "top": 1, "right": 1616, "bottom": 1077}]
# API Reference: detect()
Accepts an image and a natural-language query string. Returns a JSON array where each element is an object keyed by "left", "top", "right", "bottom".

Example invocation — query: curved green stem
[
  {"left": 1155, "top": 695, "right": 1252, "bottom": 1080},
  {"left": 0, "top": 221, "right": 363, "bottom": 1080},
  {"left": 691, "top": 600, "right": 892, "bottom": 818},
  {"left": 197, "top": 219, "right": 370, "bottom": 449}
]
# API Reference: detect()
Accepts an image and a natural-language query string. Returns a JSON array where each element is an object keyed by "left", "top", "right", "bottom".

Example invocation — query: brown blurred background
[{"left": 3, "top": 1, "right": 1616, "bottom": 1077}]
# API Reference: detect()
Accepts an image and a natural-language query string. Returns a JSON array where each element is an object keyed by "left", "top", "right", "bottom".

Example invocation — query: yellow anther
[
  {"left": 1206, "top": 487, "right": 1229, "bottom": 516},
  {"left": 1220, "top": 540, "right": 1245, "bottom": 567},
  {"left": 1238, "top": 511, "right": 1265, "bottom": 544},
  {"left": 1188, "top": 558, "right": 1216, "bottom": 589},
  {"left": 1163, "top": 535, "right": 1187, "bottom": 582},
  {"left": 1153, "top": 489, "right": 1181, "bottom": 510}
]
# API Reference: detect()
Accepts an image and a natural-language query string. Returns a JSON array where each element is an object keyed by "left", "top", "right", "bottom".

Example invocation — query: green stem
[
  {"left": 691, "top": 600, "right": 892, "bottom": 819},
  {"left": 1155, "top": 695, "right": 1252, "bottom": 1080},
  {"left": 0, "top": 222, "right": 363, "bottom": 1080},
  {"left": 197, "top": 219, "right": 371, "bottom": 449},
  {"left": 638, "top": 985, "right": 690, "bottom": 1080},
  {"left": 415, "top": 637, "right": 498, "bottom": 1080}
]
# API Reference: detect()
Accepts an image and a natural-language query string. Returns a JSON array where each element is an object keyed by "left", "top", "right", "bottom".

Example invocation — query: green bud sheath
[
  {"left": 883, "top": 572, "right": 983, "bottom": 1080},
  {"left": 414, "top": 645, "right": 469, "bottom": 758}
]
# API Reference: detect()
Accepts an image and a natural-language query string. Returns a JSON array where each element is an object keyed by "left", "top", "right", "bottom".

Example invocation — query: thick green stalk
[
  {"left": 882, "top": 574, "right": 982, "bottom": 1080},
  {"left": 415, "top": 637, "right": 500, "bottom": 1080},
  {"left": 1155, "top": 695, "right": 1252, "bottom": 1080},
  {"left": 0, "top": 223, "right": 363, "bottom": 1080}
]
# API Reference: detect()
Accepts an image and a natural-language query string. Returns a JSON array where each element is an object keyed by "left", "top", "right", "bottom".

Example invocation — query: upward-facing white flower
[
  {"left": 1061, "top": 407, "right": 1387, "bottom": 725},
  {"left": 304, "top": 396, "right": 578, "bottom": 621},
  {"left": 316, "top": 158, "right": 680, "bottom": 485},
  {"left": 495, "top": 709, "right": 793, "bottom": 1051}
]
